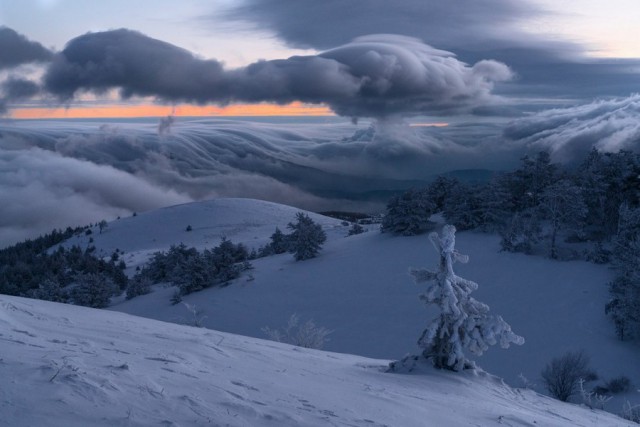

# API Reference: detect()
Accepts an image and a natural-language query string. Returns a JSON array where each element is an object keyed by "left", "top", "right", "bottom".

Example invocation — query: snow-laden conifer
[{"left": 408, "top": 225, "right": 524, "bottom": 370}]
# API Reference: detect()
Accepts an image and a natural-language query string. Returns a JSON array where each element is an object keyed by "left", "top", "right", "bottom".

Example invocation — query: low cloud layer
[
  {"left": 0, "top": 117, "right": 523, "bottom": 248},
  {"left": 43, "top": 30, "right": 512, "bottom": 119},
  {"left": 0, "top": 144, "right": 190, "bottom": 248},
  {"left": 504, "top": 94, "right": 640, "bottom": 161}
]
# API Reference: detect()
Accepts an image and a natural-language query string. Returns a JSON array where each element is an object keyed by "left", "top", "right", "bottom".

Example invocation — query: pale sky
[
  {"left": 1, "top": 0, "right": 638, "bottom": 64},
  {"left": 526, "top": 0, "right": 640, "bottom": 58}
]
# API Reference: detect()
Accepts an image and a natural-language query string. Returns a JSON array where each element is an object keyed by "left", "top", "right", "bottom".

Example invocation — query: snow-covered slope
[
  {"left": 0, "top": 295, "right": 631, "bottom": 426},
  {"left": 55, "top": 197, "right": 640, "bottom": 416},
  {"left": 60, "top": 198, "right": 346, "bottom": 267}
]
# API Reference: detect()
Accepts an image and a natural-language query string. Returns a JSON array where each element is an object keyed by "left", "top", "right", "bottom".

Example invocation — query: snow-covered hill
[
  {"left": 53, "top": 197, "right": 640, "bottom": 419},
  {"left": 0, "top": 295, "right": 632, "bottom": 426},
  {"left": 60, "top": 198, "right": 346, "bottom": 268}
]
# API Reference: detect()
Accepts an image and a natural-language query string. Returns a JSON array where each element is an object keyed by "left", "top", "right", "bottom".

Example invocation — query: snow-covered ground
[
  {"left": 47, "top": 197, "right": 640, "bottom": 421},
  {"left": 60, "top": 198, "right": 346, "bottom": 269},
  {"left": 0, "top": 294, "right": 632, "bottom": 426}
]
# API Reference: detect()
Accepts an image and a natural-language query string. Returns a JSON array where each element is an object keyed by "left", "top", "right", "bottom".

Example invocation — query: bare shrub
[
  {"left": 594, "top": 376, "right": 632, "bottom": 395},
  {"left": 262, "top": 314, "right": 332, "bottom": 349},
  {"left": 622, "top": 401, "right": 640, "bottom": 423},
  {"left": 181, "top": 302, "right": 207, "bottom": 327},
  {"left": 540, "top": 350, "right": 596, "bottom": 402}
]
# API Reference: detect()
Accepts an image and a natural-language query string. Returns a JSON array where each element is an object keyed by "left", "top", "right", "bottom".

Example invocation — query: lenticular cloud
[{"left": 44, "top": 30, "right": 513, "bottom": 119}]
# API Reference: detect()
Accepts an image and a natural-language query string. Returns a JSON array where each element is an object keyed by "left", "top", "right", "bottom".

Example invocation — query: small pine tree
[
  {"left": 348, "top": 222, "right": 364, "bottom": 236},
  {"left": 405, "top": 225, "right": 524, "bottom": 370},
  {"left": 287, "top": 213, "right": 327, "bottom": 261},
  {"left": 126, "top": 276, "right": 152, "bottom": 300},
  {"left": 269, "top": 227, "right": 289, "bottom": 254}
]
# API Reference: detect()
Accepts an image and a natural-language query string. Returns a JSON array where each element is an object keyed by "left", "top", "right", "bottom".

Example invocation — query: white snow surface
[
  {"left": 60, "top": 198, "right": 345, "bottom": 268},
  {"left": 0, "top": 294, "right": 632, "bottom": 426},
  {"left": 41, "top": 197, "right": 640, "bottom": 422}
]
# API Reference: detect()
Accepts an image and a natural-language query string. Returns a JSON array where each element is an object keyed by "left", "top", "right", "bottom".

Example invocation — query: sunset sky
[{"left": 1, "top": 0, "right": 639, "bottom": 119}]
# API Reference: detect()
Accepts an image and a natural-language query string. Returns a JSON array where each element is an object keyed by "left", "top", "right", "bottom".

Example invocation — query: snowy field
[
  {"left": 0, "top": 294, "right": 632, "bottom": 426},
  {"left": 11, "top": 196, "right": 635, "bottom": 424},
  {"left": 57, "top": 198, "right": 639, "bottom": 412}
]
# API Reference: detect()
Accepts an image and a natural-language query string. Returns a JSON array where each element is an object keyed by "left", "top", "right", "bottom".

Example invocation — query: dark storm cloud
[
  {"left": 44, "top": 29, "right": 513, "bottom": 119},
  {"left": 0, "top": 77, "right": 41, "bottom": 116},
  {"left": 504, "top": 94, "right": 640, "bottom": 161},
  {"left": 221, "top": 0, "right": 640, "bottom": 103},
  {"left": 44, "top": 29, "right": 227, "bottom": 102},
  {"left": 1, "top": 77, "right": 40, "bottom": 99},
  {"left": 0, "top": 26, "right": 53, "bottom": 69}
]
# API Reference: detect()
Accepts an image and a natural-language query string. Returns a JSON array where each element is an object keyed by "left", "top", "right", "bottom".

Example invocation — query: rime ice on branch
[{"left": 409, "top": 225, "right": 524, "bottom": 371}]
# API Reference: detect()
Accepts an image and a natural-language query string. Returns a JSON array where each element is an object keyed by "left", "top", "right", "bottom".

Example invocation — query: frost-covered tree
[
  {"left": 287, "top": 213, "right": 327, "bottom": 261},
  {"left": 381, "top": 189, "right": 435, "bottom": 236},
  {"left": 500, "top": 209, "right": 542, "bottom": 254},
  {"left": 407, "top": 225, "right": 524, "bottom": 370}
]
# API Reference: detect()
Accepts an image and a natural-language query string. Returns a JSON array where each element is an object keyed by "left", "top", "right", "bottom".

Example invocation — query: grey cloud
[
  {"left": 221, "top": 0, "right": 544, "bottom": 53},
  {"left": 0, "top": 26, "right": 53, "bottom": 69},
  {"left": 503, "top": 94, "right": 640, "bottom": 161},
  {"left": 44, "top": 29, "right": 513, "bottom": 119},
  {"left": 0, "top": 77, "right": 42, "bottom": 116},
  {"left": 221, "top": 1, "right": 640, "bottom": 105},
  {"left": 44, "top": 29, "right": 227, "bottom": 102}
]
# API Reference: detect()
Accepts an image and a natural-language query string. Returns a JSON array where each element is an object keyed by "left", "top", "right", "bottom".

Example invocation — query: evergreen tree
[
  {"left": 425, "top": 176, "right": 459, "bottom": 211},
  {"left": 606, "top": 204, "right": 640, "bottom": 340},
  {"left": 381, "top": 189, "right": 435, "bottom": 236},
  {"left": 287, "top": 213, "right": 327, "bottom": 261},
  {"left": 126, "top": 276, "right": 152, "bottom": 300},
  {"left": 506, "top": 151, "right": 557, "bottom": 211},
  {"left": 538, "top": 179, "right": 588, "bottom": 259},
  {"left": 442, "top": 182, "right": 484, "bottom": 231},
  {"left": 269, "top": 227, "right": 289, "bottom": 254},
  {"left": 28, "top": 278, "right": 66, "bottom": 303},
  {"left": 406, "top": 225, "right": 524, "bottom": 370},
  {"left": 69, "top": 273, "right": 117, "bottom": 308},
  {"left": 348, "top": 222, "right": 365, "bottom": 236},
  {"left": 476, "top": 176, "right": 514, "bottom": 231}
]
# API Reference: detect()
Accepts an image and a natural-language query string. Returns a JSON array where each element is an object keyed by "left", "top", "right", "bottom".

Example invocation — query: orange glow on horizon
[
  {"left": 9, "top": 102, "right": 334, "bottom": 119},
  {"left": 409, "top": 122, "right": 449, "bottom": 127}
]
